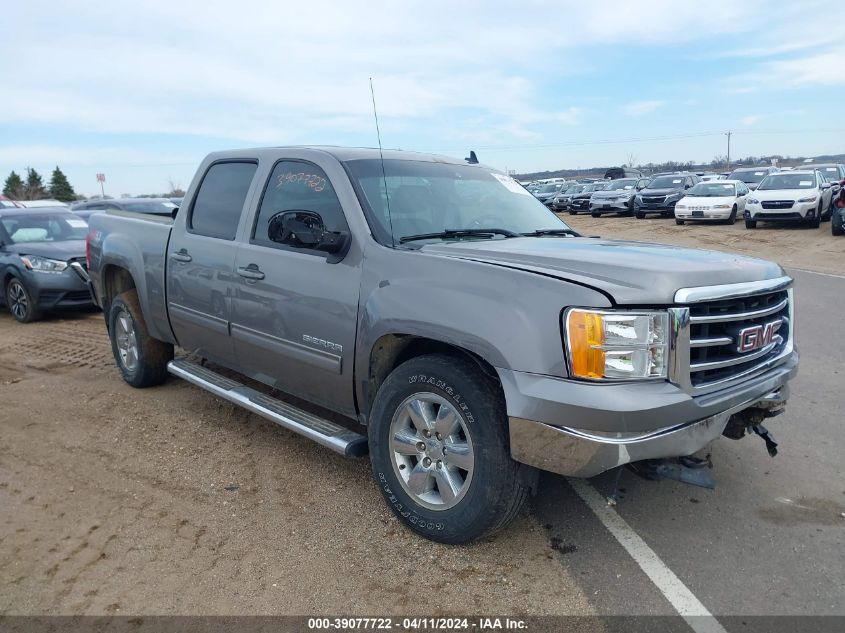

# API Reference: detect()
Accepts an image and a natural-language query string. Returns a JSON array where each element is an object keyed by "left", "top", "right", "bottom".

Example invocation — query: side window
[
  {"left": 252, "top": 160, "right": 347, "bottom": 249},
  {"left": 190, "top": 161, "right": 257, "bottom": 240}
]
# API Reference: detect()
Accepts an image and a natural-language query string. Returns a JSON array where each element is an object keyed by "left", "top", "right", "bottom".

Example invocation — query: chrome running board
[{"left": 167, "top": 359, "right": 368, "bottom": 457}]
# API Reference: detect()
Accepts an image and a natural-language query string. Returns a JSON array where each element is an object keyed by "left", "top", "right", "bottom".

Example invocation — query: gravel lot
[{"left": 1, "top": 217, "right": 842, "bottom": 617}]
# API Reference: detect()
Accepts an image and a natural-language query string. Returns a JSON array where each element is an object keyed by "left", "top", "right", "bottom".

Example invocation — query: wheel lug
[
  {"left": 423, "top": 457, "right": 432, "bottom": 467},
  {"left": 435, "top": 432, "right": 442, "bottom": 440},
  {"left": 416, "top": 441, "right": 426, "bottom": 451},
  {"left": 442, "top": 446, "right": 448, "bottom": 454},
  {"left": 436, "top": 460, "right": 442, "bottom": 469},
  {"left": 423, "top": 429, "right": 431, "bottom": 438}
]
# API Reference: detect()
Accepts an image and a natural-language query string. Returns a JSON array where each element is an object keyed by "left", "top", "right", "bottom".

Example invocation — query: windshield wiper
[
  {"left": 399, "top": 228, "right": 519, "bottom": 243},
  {"left": 519, "top": 228, "right": 581, "bottom": 237}
]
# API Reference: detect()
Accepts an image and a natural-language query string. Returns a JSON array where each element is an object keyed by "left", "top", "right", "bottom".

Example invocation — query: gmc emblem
[{"left": 736, "top": 319, "right": 783, "bottom": 353}]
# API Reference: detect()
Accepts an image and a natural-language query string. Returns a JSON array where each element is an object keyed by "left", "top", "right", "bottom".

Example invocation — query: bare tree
[
  {"left": 166, "top": 177, "right": 185, "bottom": 198},
  {"left": 625, "top": 152, "right": 638, "bottom": 169}
]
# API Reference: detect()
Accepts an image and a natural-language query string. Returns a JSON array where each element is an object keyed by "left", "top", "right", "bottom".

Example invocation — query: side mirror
[
  {"left": 821, "top": 182, "right": 831, "bottom": 190},
  {"left": 268, "top": 210, "right": 350, "bottom": 258}
]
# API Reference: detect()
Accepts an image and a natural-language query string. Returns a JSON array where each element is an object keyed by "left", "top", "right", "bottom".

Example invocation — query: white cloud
[
  {"left": 741, "top": 115, "right": 761, "bottom": 126},
  {"left": 621, "top": 100, "right": 664, "bottom": 116}
]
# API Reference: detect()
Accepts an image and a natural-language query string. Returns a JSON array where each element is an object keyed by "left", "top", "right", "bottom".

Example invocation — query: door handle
[
  {"left": 171, "top": 250, "right": 192, "bottom": 263},
  {"left": 237, "top": 265, "right": 265, "bottom": 281}
]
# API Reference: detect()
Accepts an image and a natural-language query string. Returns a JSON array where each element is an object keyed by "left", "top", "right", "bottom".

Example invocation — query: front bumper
[
  {"left": 590, "top": 198, "right": 631, "bottom": 213},
  {"left": 746, "top": 201, "right": 815, "bottom": 221},
  {"left": 24, "top": 268, "right": 94, "bottom": 310},
  {"left": 674, "top": 208, "right": 733, "bottom": 220},
  {"left": 635, "top": 200, "right": 680, "bottom": 215},
  {"left": 501, "top": 351, "right": 798, "bottom": 478}
]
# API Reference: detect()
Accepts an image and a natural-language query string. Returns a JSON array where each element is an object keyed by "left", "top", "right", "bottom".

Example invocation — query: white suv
[{"left": 744, "top": 170, "right": 833, "bottom": 229}]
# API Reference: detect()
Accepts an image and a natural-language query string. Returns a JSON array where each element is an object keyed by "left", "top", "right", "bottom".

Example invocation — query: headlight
[
  {"left": 565, "top": 309, "right": 669, "bottom": 380},
  {"left": 747, "top": 198, "right": 759, "bottom": 205},
  {"left": 798, "top": 196, "right": 817, "bottom": 203},
  {"left": 676, "top": 203, "right": 687, "bottom": 210},
  {"left": 713, "top": 204, "right": 731, "bottom": 209},
  {"left": 20, "top": 255, "right": 68, "bottom": 274}
]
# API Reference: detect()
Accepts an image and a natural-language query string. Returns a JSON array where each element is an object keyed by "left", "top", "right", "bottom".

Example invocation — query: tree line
[{"left": 3, "top": 167, "right": 77, "bottom": 202}]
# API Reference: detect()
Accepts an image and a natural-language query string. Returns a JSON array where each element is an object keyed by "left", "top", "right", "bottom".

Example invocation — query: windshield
[
  {"left": 648, "top": 175, "right": 685, "bottom": 189},
  {"left": 0, "top": 213, "right": 87, "bottom": 244},
  {"left": 605, "top": 179, "right": 637, "bottom": 191},
  {"left": 582, "top": 183, "right": 607, "bottom": 193},
  {"left": 563, "top": 185, "right": 584, "bottom": 194},
  {"left": 121, "top": 200, "right": 178, "bottom": 214},
  {"left": 816, "top": 167, "right": 841, "bottom": 181},
  {"left": 687, "top": 182, "right": 736, "bottom": 197},
  {"left": 758, "top": 174, "right": 816, "bottom": 190},
  {"left": 344, "top": 159, "right": 573, "bottom": 244},
  {"left": 537, "top": 183, "right": 560, "bottom": 193},
  {"left": 729, "top": 169, "right": 768, "bottom": 184}
]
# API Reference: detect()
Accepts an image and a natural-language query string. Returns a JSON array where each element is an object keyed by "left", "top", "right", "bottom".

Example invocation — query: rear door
[
  {"left": 230, "top": 158, "right": 360, "bottom": 416},
  {"left": 167, "top": 160, "right": 259, "bottom": 364}
]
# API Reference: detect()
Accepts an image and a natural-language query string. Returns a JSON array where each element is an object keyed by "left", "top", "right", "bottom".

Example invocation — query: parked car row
[{"left": 540, "top": 163, "right": 845, "bottom": 234}]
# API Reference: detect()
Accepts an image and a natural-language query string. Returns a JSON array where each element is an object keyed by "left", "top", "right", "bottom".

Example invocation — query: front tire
[
  {"left": 675, "top": 219, "right": 685, "bottom": 225},
  {"left": 591, "top": 211, "right": 601, "bottom": 218},
  {"left": 809, "top": 206, "right": 821, "bottom": 229},
  {"left": 368, "top": 354, "right": 530, "bottom": 544},
  {"left": 745, "top": 219, "right": 757, "bottom": 229},
  {"left": 635, "top": 211, "right": 645, "bottom": 219},
  {"left": 108, "top": 290, "right": 173, "bottom": 388},
  {"left": 5, "top": 276, "right": 40, "bottom": 323},
  {"left": 725, "top": 205, "right": 737, "bottom": 225}
]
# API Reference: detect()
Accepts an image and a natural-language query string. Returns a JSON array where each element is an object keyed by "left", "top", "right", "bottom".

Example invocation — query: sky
[{"left": 1, "top": 0, "right": 843, "bottom": 196}]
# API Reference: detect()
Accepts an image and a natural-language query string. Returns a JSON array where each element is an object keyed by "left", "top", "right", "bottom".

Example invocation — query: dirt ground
[
  {"left": 1, "top": 218, "right": 842, "bottom": 616},
  {"left": 561, "top": 212, "right": 845, "bottom": 276}
]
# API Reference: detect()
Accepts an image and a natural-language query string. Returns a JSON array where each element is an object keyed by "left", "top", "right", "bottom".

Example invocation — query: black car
[
  {"left": 72, "top": 197, "right": 179, "bottom": 221},
  {"left": 727, "top": 166, "right": 779, "bottom": 191},
  {"left": 832, "top": 178, "right": 845, "bottom": 236},
  {"left": 808, "top": 164, "right": 845, "bottom": 218},
  {"left": 569, "top": 182, "right": 609, "bottom": 214},
  {"left": 550, "top": 184, "right": 585, "bottom": 211},
  {"left": 0, "top": 208, "right": 94, "bottom": 322},
  {"left": 634, "top": 173, "right": 700, "bottom": 218}
]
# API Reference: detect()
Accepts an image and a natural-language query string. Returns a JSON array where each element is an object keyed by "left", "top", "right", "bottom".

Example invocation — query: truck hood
[
  {"left": 421, "top": 237, "right": 784, "bottom": 304},
  {"left": 4, "top": 240, "right": 86, "bottom": 261}
]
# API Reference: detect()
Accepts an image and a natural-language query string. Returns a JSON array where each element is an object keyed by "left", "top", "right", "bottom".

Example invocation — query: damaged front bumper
[{"left": 501, "top": 352, "right": 797, "bottom": 478}]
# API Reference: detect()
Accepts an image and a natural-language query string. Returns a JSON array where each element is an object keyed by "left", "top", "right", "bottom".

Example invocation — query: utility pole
[{"left": 725, "top": 131, "right": 732, "bottom": 172}]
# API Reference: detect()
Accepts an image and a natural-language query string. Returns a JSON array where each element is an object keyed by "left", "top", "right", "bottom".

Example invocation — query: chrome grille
[
  {"left": 669, "top": 277, "right": 793, "bottom": 393},
  {"left": 643, "top": 196, "right": 666, "bottom": 204}
]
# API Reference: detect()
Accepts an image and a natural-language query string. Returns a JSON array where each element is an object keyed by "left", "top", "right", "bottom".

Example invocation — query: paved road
[{"left": 534, "top": 268, "right": 845, "bottom": 621}]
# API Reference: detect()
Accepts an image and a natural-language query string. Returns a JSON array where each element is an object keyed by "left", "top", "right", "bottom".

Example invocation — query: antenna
[{"left": 370, "top": 77, "right": 395, "bottom": 246}]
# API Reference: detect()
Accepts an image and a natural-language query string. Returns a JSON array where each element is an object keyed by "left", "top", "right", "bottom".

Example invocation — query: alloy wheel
[
  {"left": 389, "top": 392, "right": 475, "bottom": 511},
  {"left": 114, "top": 309, "right": 139, "bottom": 372},
  {"left": 7, "top": 280, "right": 28, "bottom": 320}
]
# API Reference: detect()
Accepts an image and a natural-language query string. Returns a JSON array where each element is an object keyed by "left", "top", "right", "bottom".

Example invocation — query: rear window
[
  {"left": 728, "top": 169, "right": 768, "bottom": 184},
  {"left": 648, "top": 176, "right": 685, "bottom": 188},
  {"left": 190, "top": 161, "right": 257, "bottom": 240}
]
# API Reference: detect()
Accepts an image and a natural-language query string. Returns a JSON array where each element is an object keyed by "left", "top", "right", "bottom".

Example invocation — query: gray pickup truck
[{"left": 87, "top": 147, "right": 798, "bottom": 543}]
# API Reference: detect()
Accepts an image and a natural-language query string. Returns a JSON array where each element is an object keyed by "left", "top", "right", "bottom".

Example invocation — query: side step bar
[{"left": 167, "top": 359, "right": 368, "bottom": 457}]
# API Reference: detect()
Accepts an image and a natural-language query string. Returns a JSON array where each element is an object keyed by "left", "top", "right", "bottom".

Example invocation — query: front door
[
  {"left": 230, "top": 159, "right": 360, "bottom": 416},
  {"left": 167, "top": 160, "right": 258, "bottom": 364}
]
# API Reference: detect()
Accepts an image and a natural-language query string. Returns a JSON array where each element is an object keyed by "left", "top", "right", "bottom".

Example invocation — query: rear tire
[
  {"left": 108, "top": 290, "right": 173, "bottom": 388},
  {"left": 745, "top": 219, "right": 757, "bottom": 229},
  {"left": 5, "top": 276, "right": 40, "bottom": 323},
  {"left": 368, "top": 354, "right": 531, "bottom": 544}
]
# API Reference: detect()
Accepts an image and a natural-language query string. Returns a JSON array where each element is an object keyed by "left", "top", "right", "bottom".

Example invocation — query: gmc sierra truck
[{"left": 87, "top": 147, "right": 798, "bottom": 543}]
